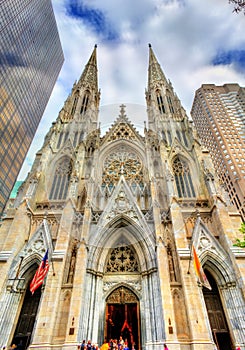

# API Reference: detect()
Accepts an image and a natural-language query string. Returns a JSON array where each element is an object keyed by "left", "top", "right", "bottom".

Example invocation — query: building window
[
  {"left": 167, "top": 130, "right": 172, "bottom": 145},
  {"left": 172, "top": 156, "right": 195, "bottom": 198},
  {"left": 156, "top": 91, "right": 165, "bottom": 114},
  {"left": 73, "top": 131, "right": 79, "bottom": 147},
  {"left": 167, "top": 95, "right": 174, "bottom": 113},
  {"left": 71, "top": 91, "right": 79, "bottom": 115},
  {"left": 80, "top": 91, "right": 90, "bottom": 114},
  {"left": 49, "top": 158, "right": 72, "bottom": 200},
  {"left": 102, "top": 151, "right": 143, "bottom": 190}
]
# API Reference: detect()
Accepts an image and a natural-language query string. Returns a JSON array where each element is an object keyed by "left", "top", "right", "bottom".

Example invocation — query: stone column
[
  {"left": 181, "top": 259, "right": 214, "bottom": 350},
  {"left": 0, "top": 288, "right": 23, "bottom": 347},
  {"left": 221, "top": 284, "right": 245, "bottom": 348}
]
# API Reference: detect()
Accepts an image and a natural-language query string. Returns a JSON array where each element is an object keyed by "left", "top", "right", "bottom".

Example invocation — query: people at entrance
[
  {"left": 124, "top": 338, "right": 129, "bottom": 350},
  {"left": 80, "top": 340, "right": 86, "bottom": 350},
  {"left": 87, "top": 340, "right": 92, "bottom": 350},
  {"left": 80, "top": 337, "right": 136, "bottom": 350},
  {"left": 118, "top": 336, "right": 124, "bottom": 350},
  {"left": 164, "top": 344, "right": 169, "bottom": 350},
  {"left": 100, "top": 340, "right": 110, "bottom": 350}
]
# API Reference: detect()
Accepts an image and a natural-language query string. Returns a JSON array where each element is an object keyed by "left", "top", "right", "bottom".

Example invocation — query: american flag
[{"left": 30, "top": 250, "right": 49, "bottom": 295}]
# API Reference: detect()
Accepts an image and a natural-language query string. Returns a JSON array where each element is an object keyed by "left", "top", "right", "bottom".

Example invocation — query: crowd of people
[
  {"left": 77, "top": 338, "right": 171, "bottom": 350},
  {"left": 78, "top": 337, "right": 130, "bottom": 350}
]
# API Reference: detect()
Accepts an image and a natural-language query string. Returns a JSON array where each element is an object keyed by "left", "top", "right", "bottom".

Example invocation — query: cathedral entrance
[
  {"left": 12, "top": 285, "right": 41, "bottom": 349},
  {"left": 203, "top": 271, "right": 233, "bottom": 350},
  {"left": 105, "top": 287, "right": 140, "bottom": 350}
]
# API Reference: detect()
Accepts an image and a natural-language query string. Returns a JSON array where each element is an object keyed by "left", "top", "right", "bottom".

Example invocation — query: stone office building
[{"left": 0, "top": 46, "right": 244, "bottom": 350}]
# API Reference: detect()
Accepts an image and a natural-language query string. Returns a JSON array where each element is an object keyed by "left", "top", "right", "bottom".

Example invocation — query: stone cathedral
[{"left": 0, "top": 45, "right": 245, "bottom": 350}]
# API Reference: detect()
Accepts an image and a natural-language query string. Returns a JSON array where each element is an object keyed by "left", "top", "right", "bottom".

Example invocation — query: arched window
[
  {"left": 167, "top": 94, "right": 174, "bottom": 113},
  {"left": 167, "top": 130, "right": 172, "bottom": 145},
  {"left": 73, "top": 131, "right": 79, "bottom": 147},
  {"left": 57, "top": 131, "right": 68, "bottom": 149},
  {"left": 172, "top": 156, "right": 195, "bottom": 198},
  {"left": 80, "top": 91, "right": 90, "bottom": 114},
  {"left": 71, "top": 91, "right": 79, "bottom": 115},
  {"left": 156, "top": 90, "right": 165, "bottom": 114},
  {"left": 49, "top": 158, "right": 72, "bottom": 200}
]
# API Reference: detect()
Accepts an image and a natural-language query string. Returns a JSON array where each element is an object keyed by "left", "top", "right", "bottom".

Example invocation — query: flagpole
[
  {"left": 51, "top": 258, "right": 56, "bottom": 276},
  {"left": 187, "top": 210, "right": 200, "bottom": 274},
  {"left": 187, "top": 239, "right": 193, "bottom": 274}
]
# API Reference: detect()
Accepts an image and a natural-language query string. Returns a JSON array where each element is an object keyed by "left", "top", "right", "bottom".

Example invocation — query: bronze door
[
  {"left": 105, "top": 287, "right": 140, "bottom": 350},
  {"left": 203, "top": 271, "right": 233, "bottom": 350},
  {"left": 12, "top": 286, "right": 41, "bottom": 349}
]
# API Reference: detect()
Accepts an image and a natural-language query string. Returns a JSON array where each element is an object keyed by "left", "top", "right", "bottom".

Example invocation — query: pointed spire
[
  {"left": 148, "top": 44, "right": 168, "bottom": 89},
  {"left": 77, "top": 44, "right": 98, "bottom": 90}
]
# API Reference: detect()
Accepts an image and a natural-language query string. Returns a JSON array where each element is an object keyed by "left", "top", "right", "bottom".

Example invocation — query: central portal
[{"left": 105, "top": 287, "right": 140, "bottom": 350}]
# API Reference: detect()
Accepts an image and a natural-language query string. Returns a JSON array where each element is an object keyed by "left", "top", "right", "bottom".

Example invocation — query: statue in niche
[
  {"left": 67, "top": 246, "right": 77, "bottom": 283},
  {"left": 167, "top": 245, "right": 177, "bottom": 282}
]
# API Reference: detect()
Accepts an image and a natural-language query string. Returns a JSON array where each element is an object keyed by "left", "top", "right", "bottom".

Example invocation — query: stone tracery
[
  {"left": 106, "top": 246, "right": 139, "bottom": 273},
  {"left": 102, "top": 150, "right": 144, "bottom": 188}
]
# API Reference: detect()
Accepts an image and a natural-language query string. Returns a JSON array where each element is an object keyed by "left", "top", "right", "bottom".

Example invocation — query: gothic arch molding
[
  {"left": 47, "top": 153, "right": 75, "bottom": 180},
  {"left": 87, "top": 215, "right": 156, "bottom": 274},
  {"left": 104, "top": 282, "right": 141, "bottom": 302},
  {"left": 192, "top": 217, "right": 237, "bottom": 287},
  {"left": 201, "top": 251, "right": 236, "bottom": 287}
]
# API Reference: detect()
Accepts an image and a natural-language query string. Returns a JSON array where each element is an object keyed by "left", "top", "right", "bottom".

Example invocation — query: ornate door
[
  {"left": 203, "top": 271, "right": 233, "bottom": 350},
  {"left": 12, "top": 286, "right": 41, "bottom": 349},
  {"left": 105, "top": 287, "right": 140, "bottom": 350}
]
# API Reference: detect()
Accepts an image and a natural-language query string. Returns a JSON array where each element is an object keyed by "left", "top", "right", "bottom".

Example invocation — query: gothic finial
[
  {"left": 94, "top": 44, "right": 97, "bottom": 48},
  {"left": 119, "top": 104, "right": 126, "bottom": 118},
  {"left": 148, "top": 43, "right": 151, "bottom": 48}
]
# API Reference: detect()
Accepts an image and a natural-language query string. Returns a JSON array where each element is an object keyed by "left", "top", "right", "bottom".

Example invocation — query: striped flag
[
  {"left": 30, "top": 250, "right": 49, "bottom": 295},
  {"left": 192, "top": 245, "right": 211, "bottom": 290}
]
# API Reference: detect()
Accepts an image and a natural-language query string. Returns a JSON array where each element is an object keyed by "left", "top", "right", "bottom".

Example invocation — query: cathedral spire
[
  {"left": 57, "top": 45, "right": 100, "bottom": 135},
  {"left": 146, "top": 45, "right": 187, "bottom": 132},
  {"left": 147, "top": 43, "right": 168, "bottom": 90},
  {"left": 77, "top": 44, "right": 98, "bottom": 90}
]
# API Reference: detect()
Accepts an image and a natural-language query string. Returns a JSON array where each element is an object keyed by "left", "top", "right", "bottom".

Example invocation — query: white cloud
[{"left": 18, "top": 0, "right": 245, "bottom": 179}]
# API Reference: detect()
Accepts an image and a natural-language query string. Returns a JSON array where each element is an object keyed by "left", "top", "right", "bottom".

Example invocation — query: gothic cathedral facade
[{"left": 0, "top": 46, "right": 244, "bottom": 350}]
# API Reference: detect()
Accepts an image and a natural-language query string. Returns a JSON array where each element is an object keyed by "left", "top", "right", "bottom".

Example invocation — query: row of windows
[
  {"left": 161, "top": 129, "right": 189, "bottom": 148},
  {"left": 156, "top": 91, "right": 175, "bottom": 115},
  {"left": 56, "top": 130, "right": 84, "bottom": 149},
  {"left": 48, "top": 156, "right": 196, "bottom": 200},
  {"left": 71, "top": 92, "right": 90, "bottom": 116}
]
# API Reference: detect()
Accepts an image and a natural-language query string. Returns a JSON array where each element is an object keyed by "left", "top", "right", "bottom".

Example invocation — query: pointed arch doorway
[
  {"left": 12, "top": 283, "right": 42, "bottom": 349},
  {"left": 203, "top": 270, "right": 233, "bottom": 350},
  {"left": 105, "top": 287, "right": 140, "bottom": 350}
]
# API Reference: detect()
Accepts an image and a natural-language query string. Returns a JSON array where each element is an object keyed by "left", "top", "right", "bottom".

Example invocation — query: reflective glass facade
[
  {"left": 191, "top": 84, "right": 245, "bottom": 221},
  {"left": 0, "top": 0, "right": 64, "bottom": 215}
]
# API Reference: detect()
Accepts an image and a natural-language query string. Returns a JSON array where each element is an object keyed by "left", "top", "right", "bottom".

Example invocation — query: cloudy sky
[{"left": 18, "top": 0, "right": 245, "bottom": 180}]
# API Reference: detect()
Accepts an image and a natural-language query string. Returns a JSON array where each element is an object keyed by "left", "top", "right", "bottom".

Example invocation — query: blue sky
[{"left": 18, "top": 0, "right": 245, "bottom": 179}]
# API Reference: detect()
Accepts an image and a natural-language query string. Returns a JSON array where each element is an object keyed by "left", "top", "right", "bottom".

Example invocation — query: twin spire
[
  {"left": 147, "top": 43, "right": 168, "bottom": 89},
  {"left": 77, "top": 44, "right": 169, "bottom": 92},
  {"left": 77, "top": 44, "right": 98, "bottom": 90}
]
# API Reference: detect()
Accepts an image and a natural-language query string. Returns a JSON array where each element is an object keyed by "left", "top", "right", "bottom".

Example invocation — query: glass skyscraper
[
  {"left": 0, "top": 0, "right": 64, "bottom": 215},
  {"left": 191, "top": 83, "right": 245, "bottom": 221}
]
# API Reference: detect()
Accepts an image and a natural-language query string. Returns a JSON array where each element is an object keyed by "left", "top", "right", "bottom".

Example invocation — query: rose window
[
  {"left": 106, "top": 246, "right": 139, "bottom": 273},
  {"left": 102, "top": 151, "right": 143, "bottom": 187}
]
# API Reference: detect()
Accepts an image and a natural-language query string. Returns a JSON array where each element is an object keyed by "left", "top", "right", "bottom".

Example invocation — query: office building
[
  {"left": 0, "top": 46, "right": 244, "bottom": 350},
  {"left": 0, "top": 0, "right": 64, "bottom": 215},
  {"left": 191, "top": 84, "right": 245, "bottom": 221}
]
